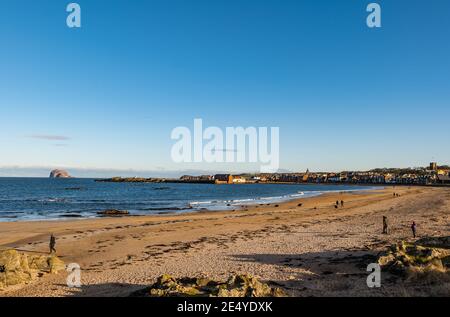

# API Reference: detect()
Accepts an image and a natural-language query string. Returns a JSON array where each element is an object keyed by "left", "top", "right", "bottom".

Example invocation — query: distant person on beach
[
  {"left": 336, "top": 200, "right": 339, "bottom": 207},
  {"left": 382, "top": 216, "right": 388, "bottom": 234},
  {"left": 340, "top": 200, "right": 344, "bottom": 207},
  {"left": 411, "top": 222, "right": 417, "bottom": 238},
  {"left": 49, "top": 234, "right": 56, "bottom": 254}
]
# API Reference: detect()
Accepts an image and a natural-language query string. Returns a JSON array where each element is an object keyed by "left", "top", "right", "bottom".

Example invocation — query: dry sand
[{"left": 0, "top": 186, "right": 449, "bottom": 297}]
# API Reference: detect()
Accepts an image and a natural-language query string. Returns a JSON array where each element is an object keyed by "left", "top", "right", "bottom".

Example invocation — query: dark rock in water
[
  {"left": 154, "top": 187, "right": 171, "bottom": 191},
  {"left": 60, "top": 214, "right": 83, "bottom": 218},
  {"left": 49, "top": 169, "right": 71, "bottom": 178},
  {"left": 97, "top": 209, "right": 129, "bottom": 216},
  {"left": 64, "top": 187, "right": 83, "bottom": 191},
  {"left": 131, "top": 274, "right": 286, "bottom": 297}
]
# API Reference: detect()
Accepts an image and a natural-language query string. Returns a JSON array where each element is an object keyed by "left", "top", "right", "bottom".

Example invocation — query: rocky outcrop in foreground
[
  {"left": 134, "top": 274, "right": 286, "bottom": 297},
  {"left": 49, "top": 169, "right": 71, "bottom": 178},
  {"left": 378, "top": 236, "right": 450, "bottom": 276},
  {"left": 0, "top": 250, "right": 65, "bottom": 290}
]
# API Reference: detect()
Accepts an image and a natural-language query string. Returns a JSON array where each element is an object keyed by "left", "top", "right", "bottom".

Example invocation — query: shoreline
[
  {"left": 0, "top": 186, "right": 448, "bottom": 296},
  {"left": 0, "top": 187, "right": 388, "bottom": 246},
  {"left": 0, "top": 188, "right": 364, "bottom": 224},
  {"left": 0, "top": 184, "right": 383, "bottom": 223}
]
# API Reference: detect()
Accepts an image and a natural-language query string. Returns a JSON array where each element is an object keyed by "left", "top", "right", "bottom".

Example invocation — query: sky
[{"left": 0, "top": 0, "right": 449, "bottom": 177}]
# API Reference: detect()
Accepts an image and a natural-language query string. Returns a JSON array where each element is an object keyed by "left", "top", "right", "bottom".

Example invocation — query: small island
[{"left": 49, "top": 169, "right": 71, "bottom": 178}]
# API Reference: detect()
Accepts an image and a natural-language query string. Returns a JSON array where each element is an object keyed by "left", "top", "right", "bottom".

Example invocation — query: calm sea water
[{"left": 0, "top": 178, "right": 377, "bottom": 222}]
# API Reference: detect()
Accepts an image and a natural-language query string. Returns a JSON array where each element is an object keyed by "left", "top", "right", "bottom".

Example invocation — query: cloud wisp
[{"left": 27, "top": 134, "right": 71, "bottom": 141}]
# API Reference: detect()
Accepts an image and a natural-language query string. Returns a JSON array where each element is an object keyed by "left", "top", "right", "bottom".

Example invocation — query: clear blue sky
[{"left": 1, "top": 0, "right": 449, "bottom": 177}]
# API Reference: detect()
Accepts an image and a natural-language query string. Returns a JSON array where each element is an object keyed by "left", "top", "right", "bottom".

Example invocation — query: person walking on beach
[
  {"left": 340, "top": 200, "right": 344, "bottom": 207},
  {"left": 49, "top": 234, "right": 56, "bottom": 254},
  {"left": 382, "top": 216, "right": 388, "bottom": 234},
  {"left": 411, "top": 221, "right": 417, "bottom": 238}
]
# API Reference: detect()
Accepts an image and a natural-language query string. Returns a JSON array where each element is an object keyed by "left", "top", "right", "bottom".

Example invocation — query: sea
[{"left": 0, "top": 178, "right": 380, "bottom": 222}]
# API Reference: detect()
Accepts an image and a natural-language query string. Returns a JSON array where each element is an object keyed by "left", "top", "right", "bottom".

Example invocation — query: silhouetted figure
[
  {"left": 382, "top": 216, "right": 388, "bottom": 234},
  {"left": 334, "top": 204, "right": 338, "bottom": 209},
  {"left": 340, "top": 200, "right": 344, "bottom": 207},
  {"left": 336, "top": 200, "right": 339, "bottom": 206},
  {"left": 49, "top": 234, "right": 56, "bottom": 254},
  {"left": 411, "top": 222, "right": 417, "bottom": 238}
]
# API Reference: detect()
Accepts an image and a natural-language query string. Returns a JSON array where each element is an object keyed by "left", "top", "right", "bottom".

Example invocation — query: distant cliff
[{"left": 49, "top": 169, "right": 71, "bottom": 178}]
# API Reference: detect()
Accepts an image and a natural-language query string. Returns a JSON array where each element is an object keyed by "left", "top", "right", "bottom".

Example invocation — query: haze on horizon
[{"left": 1, "top": 0, "right": 449, "bottom": 178}]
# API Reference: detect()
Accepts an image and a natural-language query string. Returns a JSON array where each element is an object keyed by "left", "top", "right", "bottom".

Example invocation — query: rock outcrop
[
  {"left": 0, "top": 249, "right": 65, "bottom": 290},
  {"left": 133, "top": 274, "right": 286, "bottom": 297},
  {"left": 378, "top": 237, "right": 450, "bottom": 276},
  {"left": 97, "top": 209, "right": 130, "bottom": 216},
  {"left": 49, "top": 169, "right": 71, "bottom": 178}
]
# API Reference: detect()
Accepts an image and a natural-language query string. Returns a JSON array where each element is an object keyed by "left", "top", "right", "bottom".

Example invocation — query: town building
[{"left": 214, "top": 174, "right": 234, "bottom": 184}]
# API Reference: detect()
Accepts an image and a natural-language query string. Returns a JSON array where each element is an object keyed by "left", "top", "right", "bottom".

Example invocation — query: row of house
[{"left": 178, "top": 163, "right": 450, "bottom": 185}]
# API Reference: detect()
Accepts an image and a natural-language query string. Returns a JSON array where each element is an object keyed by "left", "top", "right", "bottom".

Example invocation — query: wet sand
[{"left": 0, "top": 186, "right": 449, "bottom": 297}]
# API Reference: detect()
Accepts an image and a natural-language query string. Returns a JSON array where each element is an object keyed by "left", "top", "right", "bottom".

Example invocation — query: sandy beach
[{"left": 0, "top": 186, "right": 449, "bottom": 297}]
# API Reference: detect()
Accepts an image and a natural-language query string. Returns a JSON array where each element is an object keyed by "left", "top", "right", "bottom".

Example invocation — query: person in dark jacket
[
  {"left": 49, "top": 234, "right": 56, "bottom": 254},
  {"left": 382, "top": 216, "right": 388, "bottom": 234},
  {"left": 411, "top": 221, "right": 417, "bottom": 238}
]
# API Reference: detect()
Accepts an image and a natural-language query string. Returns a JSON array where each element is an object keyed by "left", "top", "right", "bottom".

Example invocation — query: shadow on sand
[
  {"left": 230, "top": 249, "right": 390, "bottom": 296},
  {"left": 56, "top": 282, "right": 148, "bottom": 297},
  {"left": 58, "top": 250, "right": 383, "bottom": 297}
]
